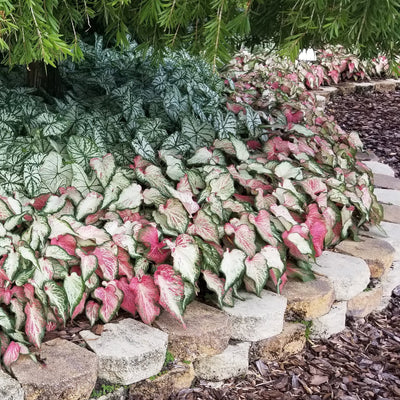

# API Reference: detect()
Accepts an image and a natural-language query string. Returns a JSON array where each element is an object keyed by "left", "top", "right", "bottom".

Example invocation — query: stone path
[{"left": 1, "top": 79, "right": 400, "bottom": 400}]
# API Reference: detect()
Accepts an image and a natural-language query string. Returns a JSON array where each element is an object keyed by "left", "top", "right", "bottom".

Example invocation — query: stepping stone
[
  {"left": 0, "top": 369, "right": 24, "bottom": 400},
  {"left": 310, "top": 302, "right": 347, "bottom": 339},
  {"left": 356, "top": 150, "right": 379, "bottom": 162},
  {"left": 374, "top": 174, "right": 400, "bottom": 190},
  {"left": 347, "top": 284, "right": 383, "bottom": 318},
  {"left": 129, "top": 362, "right": 195, "bottom": 400},
  {"left": 374, "top": 189, "right": 400, "bottom": 206},
  {"left": 315, "top": 94, "right": 327, "bottom": 109},
  {"left": 361, "top": 222, "right": 400, "bottom": 261},
  {"left": 374, "top": 79, "right": 397, "bottom": 92},
  {"left": 364, "top": 161, "right": 395, "bottom": 177},
  {"left": 91, "top": 387, "right": 127, "bottom": 400},
  {"left": 382, "top": 204, "right": 400, "bottom": 224},
  {"left": 313, "top": 87, "right": 338, "bottom": 99},
  {"left": 312, "top": 251, "right": 370, "bottom": 301},
  {"left": 222, "top": 290, "right": 287, "bottom": 341},
  {"left": 335, "top": 238, "right": 395, "bottom": 278},
  {"left": 193, "top": 342, "right": 250, "bottom": 381},
  {"left": 380, "top": 260, "right": 400, "bottom": 298},
  {"left": 280, "top": 276, "right": 335, "bottom": 319},
  {"left": 250, "top": 322, "right": 306, "bottom": 362},
  {"left": 354, "top": 82, "right": 374, "bottom": 93},
  {"left": 337, "top": 82, "right": 356, "bottom": 95},
  {"left": 80, "top": 318, "right": 168, "bottom": 385},
  {"left": 154, "top": 301, "right": 232, "bottom": 361},
  {"left": 11, "top": 338, "right": 97, "bottom": 400}
]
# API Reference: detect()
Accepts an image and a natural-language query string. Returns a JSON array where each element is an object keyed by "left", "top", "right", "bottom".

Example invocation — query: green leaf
[
  {"left": 67, "top": 136, "right": 101, "bottom": 168},
  {"left": 43, "top": 280, "right": 68, "bottom": 323},
  {"left": 64, "top": 273, "right": 85, "bottom": 317},
  {"left": 40, "top": 152, "right": 72, "bottom": 194}
]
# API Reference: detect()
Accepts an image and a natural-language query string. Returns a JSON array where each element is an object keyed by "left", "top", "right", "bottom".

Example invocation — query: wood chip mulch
[{"left": 171, "top": 289, "right": 400, "bottom": 400}]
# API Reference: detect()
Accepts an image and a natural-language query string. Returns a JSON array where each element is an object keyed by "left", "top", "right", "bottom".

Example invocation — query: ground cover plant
[{"left": 0, "top": 40, "right": 383, "bottom": 369}]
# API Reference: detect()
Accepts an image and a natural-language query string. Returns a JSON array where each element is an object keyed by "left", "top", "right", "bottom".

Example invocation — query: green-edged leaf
[
  {"left": 76, "top": 192, "right": 103, "bottom": 221},
  {"left": 213, "top": 111, "right": 237, "bottom": 139},
  {"left": 93, "top": 283, "right": 123, "bottom": 323},
  {"left": 260, "top": 245, "right": 285, "bottom": 272},
  {"left": 201, "top": 269, "right": 225, "bottom": 308},
  {"left": 85, "top": 300, "right": 100, "bottom": 326},
  {"left": 24, "top": 299, "right": 46, "bottom": 347},
  {"left": 0, "top": 307, "right": 14, "bottom": 331},
  {"left": 0, "top": 198, "right": 13, "bottom": 221},
  {"left": 194, "top": 238, "right": 221, "bottom": 274},
  {"left": 67, "top": 135, "right": 101, "bottom": 168},
  {"left": 90, "top": 154, "right": 116, "bottom": 188},
  {"left": 30, "top": 216, "right": 51, "bottom": 251},
  {"left": 71, "top": 163, "right": 103, "bottom": 197},
  {"left": 244, "top": 253, "right": 269, "bottom": 296},
  {"left": 220, "top": 249, "right": 246, "bottom": 291},
  {"left": 43, "top": 281, "right": 68, "bottom": 323},
  {"left": 43, "top": 195, "right": 66, "bottom": 214},
  {"left": 76, "top": 248, "right": 98, "bottom": 281},
  {"left": 3, "top": 250, "right": 20, "bottom": 281},
  {"left": 93, "top": 244, "right": 119, "bottom": 281},
  {"left": 19, "top": 245, "right": 39, "bottom": 268},
  {"left": 209, "top": 173, "right": 235, "bottom": 201},
  {"left": 44, "top": 245, "right": 73, "bottom": 261},
  {"left": 64, "top": 272, "right": 85, "bottom": 317},
  {"left": 158, "top": 198, "right": 189, "bottom": 234},
  {"left": 187, "top": 210, "right": 219, "bottom": 243},
  {"left": 40, "top": 152, "right": 72, "bottom": 194},
  {"left": 181, "top": 116, "right": 215, "bottom": 150},
  {"left": 131, "top": 133, "right": 157, "bottom": 164},
  {"left": 112, "top": 183, "right": 143, "bottom": 210}
]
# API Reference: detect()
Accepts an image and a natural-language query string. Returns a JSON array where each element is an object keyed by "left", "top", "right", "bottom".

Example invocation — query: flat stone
[
  {"left": 364, "top": 161, "right": 395, "bottom": 177},
  {"left": 280, "top": 276, "right": 335, "bottom": 319},
  {"left": 193, "top": 342, "right": 250, "bottom": 381},
  {"left": 337, "top": 83, "right": 356, "bottom": 95},
  {"left": 222, "top": 290, "right": 287, "bottom": 341},
  {"left": 310, "top": 302, "right": 347, "bottom": 339},
  {"left": 382, "top": 204, "right": 400, "bottom": 224},
  {"left": 356, "top": 150, "right": 379, "bottom": 162},
  {"left": 354, "top": 82, "right": 374, "bottom": 93},
  {"left": 347, "top": 284, "right": 383, "bottom": 318},
  {"left": 313, "top": 86, "right": 338, "bottom": 99},
  {"left": 91, "top": 387, "right": 127, "bottom": 400},
  {"left": 335, "top": 238, "right": 395, "bottom": 278},
  {"left": 312, "top": 251, "right": 370, "bottom": 300},
  {"left": 361, "top": 222, "right": 400, "bottom": 260},
  {"left": 374, "top": 79, "right": 397, "bottom": 92},
  {"left": 80, "top": 318, "right": 168, "bottom": 385},
  {"left": 129, "top": 362, "right": 195, "bottom": 400},
  {"left": 154, "top": 301, "right": 232, "bottom": 361},
  {"left": 250, "top": 322, "right": 306, "bottom": 362},
  {"left": 11, "top": 338, "right": 97, "bottom": 400},
  {"left": 374, "top": 174, "right": 400, "bottom": 190},
  {"left": 315, "top": 94, "right": 327, "bottom": 109},
  {"left": 0, "top": 369, "right": 24, "bottom": 400},
  {"left": 374, "top": 189, "right": 400, "bottom": 206},
  {"left": 380, "top": 261, "right": 400, "bottom": 297}
]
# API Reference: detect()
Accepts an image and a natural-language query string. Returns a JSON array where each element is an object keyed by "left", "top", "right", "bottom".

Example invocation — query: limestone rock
[
  {"left": 364, "top": 161, "right": 395, "bottom": 177},
  {"left": 129, "top": 362, "right": 195, "bottom": 400},
  {"left": 354, "top": 82, "right": 374, "bottom": 93},
  {"left": 310, "top": 302, "right": 347, "bottom": 339},
  {"left": 250, "top": 322, "right": 306, "bottom": 362},
  {"left": 380, "top": 260, "right": 400, "bottom": 297},
  {"left": 222, "top": 290, "right": 287, "bottom": 341},
  {"left": 374, "top": 189, "right": 400, "bottom": 206},
  {"left": 382, "top": 204, "right": 400, "bottom": 224},
  {"left": 80, "top": 318, "right": 168, "bottom": 385},
  {"left": 194, "top": 342, "right": 250, "bottom": 381},
  {"left": 335, "top": 238, "right": 395, "bottom": 278},
  {"left": 280, "top": 276, "right": 334, "bottom": 319},
  {"left": 337, "top": 83, "right": 356, "bottom": 95},
  {"left": 11, "top": 338, "right": 97, "bottom": 400},
  {"left": 91, "top": 387, "right": 127, "bottom": 400},
  {"left": 347, "top": 285, "right": 383, "bottom": 318},
  {"left": 374, "top": 79, "right": 397, "bottom": 92},
  {"left": 374, "top": 174, "right": 400, "bottom": 190},
  {"left": 155, "top": 301, "right": 232, "bottom": 361},
  {"left": 0, "top": 369, "right": 24, "bottom": 400},
  {"left": 312, "top": 251, "right": 370, "bottom": 300}
]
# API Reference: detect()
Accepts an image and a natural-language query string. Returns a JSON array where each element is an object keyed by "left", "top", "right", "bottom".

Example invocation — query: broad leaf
[
  {"left": 24, "top": 299, "right": 46, "bottom": 348},
  {"left": 64, "top": 272, "right": 85, "bottom": 317},
  {"left": 93, "top": 283, "right": 123, "bottom": 323},
  {"left": 220, "top": 249, "right": 246, "bottom": 291}
]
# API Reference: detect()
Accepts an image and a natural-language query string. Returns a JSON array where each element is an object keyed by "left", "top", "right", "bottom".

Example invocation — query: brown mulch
[
  {"left": 171, "top": 290, "right": 400, "bottom": 400},
  {"left": 327, "top": 89, "right": 400, "bottom": 177}
]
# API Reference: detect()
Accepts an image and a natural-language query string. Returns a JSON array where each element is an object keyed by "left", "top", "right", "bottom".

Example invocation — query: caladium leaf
[
  {"left": 0, "top": 307, "right": 14, "bottom": 331},
  {"left": 143, "top": 188, "right": 167, "bottom": 207},
  {"left": 165, "top": 234, "right": 200, "bottom": 285},
  {"left": 76, "top": 248, "right": 98, "bottom": 281},
  {"left": 115, "top": 277, "right": 136, "bottom": 316},
  {"left": 59, "top": 187, "right": 83, "bottom": 206},
  {"left": 30, "top": 215, "right": 51, "bottom": 251},
  {"left": 113, "top": 183, "right": 143, "bottom": 210},
  {"left": 129, "top": 275, "right": 160, "bottom": 324},
  {"left": 64, "top": 272, "right": 84, "bottom": 317},
  {"left": 85, "top": 300, "right": 100, "bottom": 326},
  {"left": 43, "top": 281, "right": 68, "bottom": 324},
  {"left": 220, "top": 248, "right": 246, "bottom": 291},
  {"left": 244, "top": 253, "right": 269, "bottom": 296},
  {"left": 248, "top": 210, "right": 278, "bottom": 246},
  {"left": 43, "top": 195, "right": 67, "bottom": 214},
  {"left": 137, "top": 225, "right": 170, "bottom": 264},
  {"left": 71, "top": 163, "right": 103, "bottom": 197},
  {"left": 45, "top": 245, "right": 74, "bottom": 261},
  {"left": 90, "top": 154, "right": 116, "bottom": 188},
  {"left": 71, "top": 292, "right": 87, "bottom": 321},
  {"left": 260, "top": 245, "right": 285, "bottom": 273},
  {"left": 305, "top": 204, "right": 328, "bottom": 257},
  {"left": 0, "top": 198, "right": 13, "bottom": 221},
  {"left": 299, "top": 177, "right": 328, "bottom": 200},
  {"left": 224, "top": 222, "right": 257, "bottom": 257},
  {"left": 47, "top": 215, "right": 76, "bottom": 239},
  {"left": 270, "top": 204, "right": 298, "bottom": 230},
  {"left": 154, "top": 264, "right": 185, "bottom": 325},
  {"left": 50, "top": 235, "right": 77, "bottom": 256},
  {"left": 93, "top": 244, "right": 119, "bottom": 281},
  {"left": 158, "top": 198, "right": 189, "bottom": 234},
  {"left": 24, "top": 299, "right": 46, "bottom": 348},
  {"left": 0, "top": 331, "right": 10, "bottom": 355},
  {"left": 3, "top": 250, "right": 20, "bottom": 281},
  {"left": 187, "top": 210, "right": 219, "bottom": 244},
  {"left": 76, "top": 225, "right": 110, "bottom": 246},
  {"left": 93, "top": 283, "right": 123, "bottom": 323},
  {"left": 76, "top": 192, "right": 103, "bottom": 221},
  {"left": 282, "top": 225, "right": 314, "bottom": 261},
  {"left": 40, "top": 152, "right": 72, "bottom": 194},
  {"left": 165, "top": 185, "right": 200, "bottom": 217},
  {"left": 19, "top": 245, "right": 39, "bottom": 268},
  {"left": 209, "top": 173, "right": 235, "bottom": 201},
  {"left": 194, "top": 238, "right": 221, "bottom": 274},
  {"left": 187, "top": 147, "right": 213, "bottom": 165},
  {"left": 274, "top": 161, "right": 303, "bottom": 180},
  {"left": 67, "top": 135, "right": 101, "bottom": 169},
  {"left": 10, "top": 298, "right": 26, "bottom": 331},
  {"left": 3, "top": 341, "right": 22, "bottom": 370},
  {"left": 201, "top": 269, "right": 225, "bottom": 308}
]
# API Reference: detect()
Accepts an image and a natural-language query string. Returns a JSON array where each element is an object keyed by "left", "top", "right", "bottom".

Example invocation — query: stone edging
[{"left": 1, "top": 79, "right": 400, "bottom": 400}]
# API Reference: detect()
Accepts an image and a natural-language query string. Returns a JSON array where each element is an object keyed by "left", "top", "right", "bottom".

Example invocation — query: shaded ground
[{"left": 327, "top": 90, "right": 400, "bottom": 177}]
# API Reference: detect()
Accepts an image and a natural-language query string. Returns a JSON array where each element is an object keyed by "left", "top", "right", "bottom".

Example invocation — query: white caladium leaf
[
  {"left": 165, "top": 234, "right": 200, "bottom": 285},
  {"left": 76, "top": 225, "right": 110, "bottom": 245},
  {"left": 42, "top": 195, "right": 67, "bottom": 214},
  {"left": 58, "top": 187, "right": 83, "bottom": 206},
  {"left": 154, "top": 264, "right": 185, "bottom": 325},
  {"left": 44, "top": 244, "right": 74, "bottom": 261},
  {"left": 194, "top": 238, "right": 222, "bottom": 274},
  {"left": 19, "top": 245, "right": 39, "bottom": 268},
  {"left": 139, "top": 165, "right": 172, "bottom": 197},
  {"left": 274, "top": 161, "right": 303, "bottom": 180},
  {"left": 47, "top": 215, "right": 76, "bottom": 239},
  {"left": 43, "top": 280, "right": 68, "bottom": 324},
  {"left": 282, "top": 224, "right": 314, "bottom": 260},
  {"left": 248, "top": 210, "right": 278, "bottom": 246},
  {"left": 102, "top": 170, "right": 131, "bottom": 209},
  {"left": 0, "top": 198, "right": 13, "bottom": 221},
  {"left": 244, "top": 253, "right": 269, "bottom": 296},
  {"left": 85, "top": 272, "right": 100, "bottom": 293},
  {"left": 40, "top": 152, "right": 72, "bottom": 194},
  {"left": 341, "top": 205, "right": 354, "bottom": 238},
  {"left": 209, "top": 173, "right": 235, "bottom": 201},
  {"left": 224, "top": 222, "right": 257, "bottom": 257},
  {"left": 85, "top": 300, "right": 100, "bottom": 326},
  {"left": 30, "top": 215, "right": 51, "bottom": 251},
  {"left": 24, "top": 300, "right": 46, "bottom": 348},
  {"left": 187, "top": 210, "right": 219, "bottom": 244},
  {"left": 152, "top": 211, "right": 179, "bottom": 237},
  {"left": 160, "top": 152, "right": 186, "bottom": 181},
  {"left": 158, "top": 198, "right": 189, "bottom": 234},
  {"left": 112, "top": 183, "right": 143, "bottom": 210},
  {"left": 76, "top": 192, "right": 103, "bottom": 221},
  {"left": 220, "top": 249, "right": 246, "bottom": 291},
  {"left": 187, "top": 147, "right": 213, "bottom": 165},
  {"left": 67, "top": 135, "right": 101, "bottom": 169},
  {"left": 4, "top": 214, "right": 24, "bottom": 231},
  {"left": 3, "top": 249, "right": 20, "bottom": 281},
  {"left": 93, "top": 244, "right": 119, "bottom": 281},
  {"left": 76, "top": 248, "right": 98, "bottom": 281},
  {"left": 33, "top": 257, "right": 54, "bottom": 288},
  {"left": 260, "top": 245, "right": 285, "bottom": 273},
  {"left": 64, "top": 272, "right": 85, "bottom": 317},
  {"left": 10, "top": 298, "right": 25, "bottom": 331},
  {"left": 143, "top": 188, "right": 167, "bottom": 207},
  {"left": 230, "top": 136, "right": 250, "bottom": 161},
  {"left": 202, "top": 269, "right": 225, "bottom": 307},
  {"left": 270, "top": 204, "right": 298, "bottom": 231},
  {"left": 165, "top": 186, "right": 200, "bottom": 217}
]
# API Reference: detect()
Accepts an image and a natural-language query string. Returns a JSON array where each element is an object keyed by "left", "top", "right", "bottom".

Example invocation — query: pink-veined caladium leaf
[
  {"left": 90, "top": 154, "right": 116, "bottom": 187},
  {"left": 59, "top": 186, "right": 83, "bottom": 206},
  {"left": 224, "top": 222, "right": 257, "bottom": 257},
  {"left": 129, "top": 275, "right": 160, "bottom": 324},
  {"left": 165, "top": 185, "right": 200, "bottom": 217},
  {"left": 71, "top": 292, "right": 87, "bottom": 320},
  {"left": 10, "top": 298, "right": 26, "bottom": 331},
  {"left": 76, "top": 192, "right": 103, "bottom": 221},
  {"left": 50, "top": 234, "right": 77, "bottom": 256},
  {"left": 93, "top": 243, "right": 119, "bottom": 281},
  {"left": 3, "top": 341, "right": 26, "bottom": 369},
  {"left": 116, "top": 248, "right": 135, "bottom": 281},
  {"left": 158, "top": 198, "right": 189, "bottom": 234},
  {"left": 187, "top": 210, "right": 219, "bottom": 244},
  {"left": 85, "top": 300, "right": 100, "bottom": 326},
  {"left": 201, "top": 269, "right": 225, "bottom": 307},
  {"left": 299, "top": 177, "right": 327, "bottom": 200},
  {"left": 76, "top": 225, "right": 110, "bottom": 245},
  {"left": 154, "top": 264, "right": 185, "bottom": 326},
  {"left": 64, "top": 272, "right": 84, "bottom": 317},
  {"left": 248, "top": 210, "right": 278, "bottom": 246},
  {"left": 31, "top": 193, "right": 51, "bottom": 211},
  {"left": 0, "top": 331, "right": 10, "bottom": 355},
  {"left": 115, "top": 277, "right": 136, "bottom": 316},
  {"left": 76, "top": 248, "right": 98, "bottom": 281},
  {"left": 43, "top": 281, "right": 68, "bottom": 324},
  {"left": 209, "top": 172, "right": 235, "bottom": 201},
  {"left": 270, "top": 204, "right": 298, "bottom": 231},
  {"left": 305, "top": 204, "right": 328, "bottom": 257},
  {"left": 112, "top": 234, "right": 138, "bottom": 258},
  {"left": 220, "top": 248, "right": 246, "bottom": 291},
  {"left": 282, "top": 224, "right": 314, "bottom": 261},
  {"left": 137, "top": 225, "right": 170, "bottom": 264},
  {"left": 93, "top": 282, "right": 123, "bottom": 323},
  {"left": 165, "top": 234, "right": 200, "bottom": 285},
  {"left": 244, "top": 253, "right": 269, "bottom": 296},
  {"left": 24, "top": 299, "right": 46, "bottom": 348},
  {"left": 187, "top": 147, "right": 213, "bottom": 165}
]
